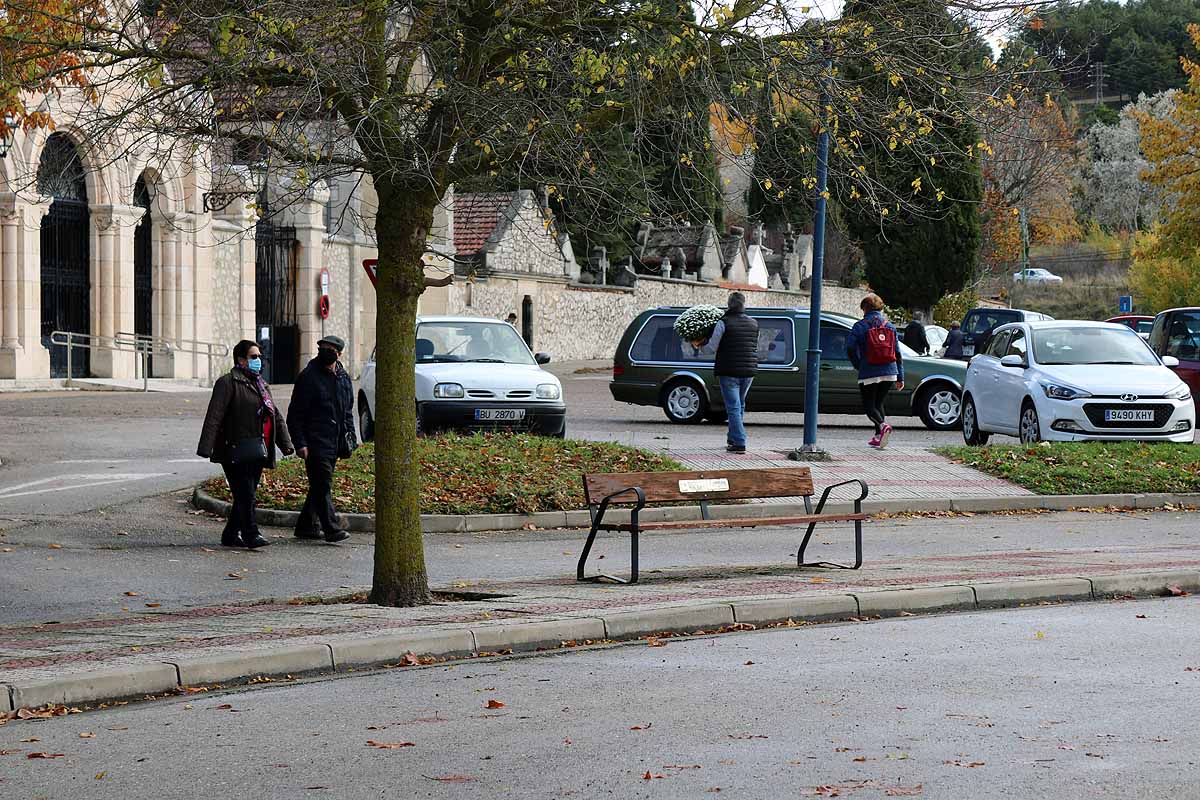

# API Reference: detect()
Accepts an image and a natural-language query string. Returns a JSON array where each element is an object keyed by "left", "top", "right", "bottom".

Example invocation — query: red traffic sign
[
  {"left": 362, "top": 259, "right": 377, "bottom": 287},
  {"left": 318, "top": 295, "right": 330, "bottom": 320}
]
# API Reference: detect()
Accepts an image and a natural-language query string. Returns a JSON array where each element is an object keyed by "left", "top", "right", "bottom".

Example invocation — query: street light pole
[{"left": 793, "top": 47, "right": 833, "bottom": 460}]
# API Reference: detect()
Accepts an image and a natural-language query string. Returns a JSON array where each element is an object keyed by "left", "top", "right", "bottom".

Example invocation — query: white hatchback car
[
  {"left": 961, "top": 321, "right": 1194, "bottom": 444},
  {"left": 358, "top": 316, "right": 567, "bottom": 439},
  {"left": 1012, "top": 268, "right": 1064, "bottom": 284}
]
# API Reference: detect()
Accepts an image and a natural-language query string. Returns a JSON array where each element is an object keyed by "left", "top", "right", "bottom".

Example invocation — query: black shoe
[
  {"left": 220, "top": 531, "right": 243, "bottom": 548},
  {"left": 243, "top": 533, "right": 270, "bottom": 549},
  {"left": 323, "top": 530, "right": 350, "bottom": 544},
  {"left": 294, "top": 529, "right": 323, "bottom": 540},
  {"left": 726, "top": 445, "right": 746, "bottom": 453}
]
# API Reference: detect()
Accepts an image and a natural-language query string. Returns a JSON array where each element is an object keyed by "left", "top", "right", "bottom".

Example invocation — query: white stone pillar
[
  {"left": 175, "top": 211, "right": 196, "bottom": 379},
  {"left": 0, "top": 194, "right": 52, "bottom": 377}
]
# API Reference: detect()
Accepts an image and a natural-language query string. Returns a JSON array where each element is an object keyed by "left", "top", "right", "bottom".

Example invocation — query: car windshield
[
  {"left": 1164, "top": 311, "right": 1200, "bottom": 360},
  {"left": 964, "top": 311, "right": 1019, "bottom": 335},
  {"left": 1136, "top": 320, "right": 1154, "bottom": 334},
  {"left": 1032, "top": 327, "right": 1159, "bottom": 366},
  {"left": 416, "top": 321, "right": 535, "bottom": 365}
]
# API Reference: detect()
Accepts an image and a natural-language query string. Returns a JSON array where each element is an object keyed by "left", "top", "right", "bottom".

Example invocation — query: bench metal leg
[
  {"left": 796, "top": 515, "right": 864, "bottom": 573},
  {"left": 577, "top": 523, "right": 640, "bottom": 585}
]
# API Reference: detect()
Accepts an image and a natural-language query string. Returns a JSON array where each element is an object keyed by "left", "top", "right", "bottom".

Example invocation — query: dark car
[
  {"left": 1148, "top": 307, "right": 1200, "bottom": 413},
  {"left": 959, "top": 307, "right": 1054, "bottom": 359},
  {"left": 609, "top": 307, "right": 969, "bottom": 430}
]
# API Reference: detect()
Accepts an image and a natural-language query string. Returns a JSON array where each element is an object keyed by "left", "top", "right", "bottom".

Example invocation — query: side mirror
[
  {"left": 535, "top": 353, "right": 551, "bottom": 365},
  {"left": 1162, "top": 355, "right": 1180, "bottom": 368},
  {"left": 999, "top": 354, "right": 1026, "bottom": 368}
]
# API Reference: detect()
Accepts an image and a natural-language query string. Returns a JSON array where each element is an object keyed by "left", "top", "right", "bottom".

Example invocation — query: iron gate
[
  {"left": 255, "top": 219, "right": 298, "bottom": 383},
  {"left": 41, "top": 199, "right": 91, "bottom": 378},
  {"left": 133, "top": 177, "right": 153, "bottom": 375}
]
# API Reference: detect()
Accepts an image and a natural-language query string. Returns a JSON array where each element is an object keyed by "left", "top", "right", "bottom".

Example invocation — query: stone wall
[
  {"left": 209, "top": 221, "right": 246, "bottom": 353},
  {"left": 322, "top": 238, "right": 352, "bottom": 344},
  {"left": 443, "top": 274, "right": 865, "bottom": 362}
]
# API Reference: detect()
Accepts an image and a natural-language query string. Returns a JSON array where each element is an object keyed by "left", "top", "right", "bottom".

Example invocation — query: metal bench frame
[{"left": 577, "top": 477, "right": 869, "bottom": 584}]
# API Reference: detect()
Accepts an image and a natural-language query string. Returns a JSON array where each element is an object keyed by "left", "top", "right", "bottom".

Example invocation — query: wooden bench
[{"left": 577, "top": 468, "right": 869, "bottom": 584}]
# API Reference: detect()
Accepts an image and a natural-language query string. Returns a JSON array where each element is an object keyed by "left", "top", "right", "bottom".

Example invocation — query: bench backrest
[{"left": 583, "top": 468, "right": 814, "bottom": 505}]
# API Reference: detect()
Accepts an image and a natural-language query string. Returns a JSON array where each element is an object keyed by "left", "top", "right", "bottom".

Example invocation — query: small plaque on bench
[{"left": 679, "top": 478, "right": 729, "bottom": 493}]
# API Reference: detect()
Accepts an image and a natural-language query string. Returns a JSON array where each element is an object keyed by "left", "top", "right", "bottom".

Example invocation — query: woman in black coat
[{"left": 197, "top": 340, "right": 293, "bottom": 548}]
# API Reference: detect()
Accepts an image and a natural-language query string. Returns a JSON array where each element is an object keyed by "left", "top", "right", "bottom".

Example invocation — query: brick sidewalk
[
  {"left": 664, "top": 444, "right": 1032, "bottom": 501},
  {"left": 4, "top": 538, "right": 1196, "bottom": 693}
]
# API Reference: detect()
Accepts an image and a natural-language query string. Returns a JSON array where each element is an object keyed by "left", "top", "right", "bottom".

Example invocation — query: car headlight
[
  {"left": 1166, "top": 383, "right": 1192, "bottom": 401},
  {"left": 433, "top": 382, "right": 465, "bottom": 399},
  {"left": 1041, "top": 383, "right": 1091, "bottom": 401},
  {"left": 536, "top": 383, "right": 561, "bottom": 400}
]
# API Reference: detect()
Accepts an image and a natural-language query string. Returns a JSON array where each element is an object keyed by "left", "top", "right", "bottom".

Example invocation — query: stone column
[
  {"left": 0, "top": 193, "right": 52, "bottom": 378},
  {"left": 87, "top": 204, "right": 144, "bottom": 378},
  {"left": 284, "top": 181, "right": 330, "bottom": 367},
  {"left": 174, "top": 212, "right": 196, "bottom": 379}
]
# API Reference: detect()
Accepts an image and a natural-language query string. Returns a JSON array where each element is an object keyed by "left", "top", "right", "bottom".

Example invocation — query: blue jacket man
[
  {"left": 287, "top": 335, "right": 356, "bottom": 542},
  {"left": 845, "top": 295, "right": 904, "bottom": 448}
]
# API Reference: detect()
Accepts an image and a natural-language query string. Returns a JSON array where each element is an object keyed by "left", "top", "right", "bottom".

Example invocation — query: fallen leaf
[
  {"left": 1167, "top": 585, "right": 1189, "bottom": 597},
  {"left": 1136, "top": 614, "right": 1148, "bottom": 619},
  {"left": 367, "top": 740, "right": 415, "bottom": 749},
  {"left": 123, "top": 591, "right": 140, "bottom": 597},
  {"left": 744, "top": 661, "right": 755, "bottom": 666},
  {"left": 485, "top": 700, "right": 505, "bottom": 709},
  {"left": 728, "top": 734, "right": 769, "bottom": 740},
  {"left": 422, "top": 775, "right": 478, "bottom": 783},
  {"left": 401, "top": 653, "right": 421, "bottom": 666},
  {"left": 0, "top": 749, "right": 22, "bottom": 755},
  {"left": 642, "top": 771, "right": 667, "bottom": 780},
  {"left": 145, "top": 603, "right": 161, "bottom": 608},
  {"left": 199, "top": 547, "right": 215, "bottom": 553},
  {"left": 897, "top": 611, "right": 915, "bottom": 617},
  {"left": 78, "top": 732, "right": 95, "bottom": 739},
  {"left": 852, "top": 756, "right": 867, "bottom": 762},
  {"left": 19, "top": 737, "right": 41, "bottom": 743},
  {"left": 27, "top": 752, "right": 65, "bottom": 759},
  {"left": 630, "top": 723, "right": 652, "bottom": 730},
  {"left": 95, "top": 771, "right": 107, "bottom": 780},
  {"left": 225, "top": 573, "right": 244, "bottom": 580},
  {"left": 48, "top": 544, "right": 63, "bottom": 550},
  {"left": 885, "top": 786, "right": 924, "bottom": 797},
  {"left": 646, "top": 638, "right": 666, "bottom": 647},
  {"left": 943, "top": 760, "right": 985, "bottom": 768}
]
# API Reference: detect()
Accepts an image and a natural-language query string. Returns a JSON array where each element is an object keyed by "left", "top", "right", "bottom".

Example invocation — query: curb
[
  {"left": 4, "top": 568, "right": 1198, "bottom": 713},
  {"left": 191, "top": 486, "right": 1200, "bottom": 535}
]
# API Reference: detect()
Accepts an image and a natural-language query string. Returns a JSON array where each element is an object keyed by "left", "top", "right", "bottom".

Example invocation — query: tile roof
[
  {"left": 639, "top": 224, "right": 714, "bottom": 266},
  {"left": 453, "top": 192, "right": 516, "bottom": 256}
]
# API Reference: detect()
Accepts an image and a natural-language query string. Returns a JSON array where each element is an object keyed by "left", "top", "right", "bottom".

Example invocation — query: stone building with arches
[{"left": 0, "top": 119, "right": 391, "bottom": 384}]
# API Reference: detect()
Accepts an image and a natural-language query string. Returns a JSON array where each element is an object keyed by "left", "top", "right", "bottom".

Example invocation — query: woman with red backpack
[{"left": 846, "top": 293, "right": 904, "bottom": 448}]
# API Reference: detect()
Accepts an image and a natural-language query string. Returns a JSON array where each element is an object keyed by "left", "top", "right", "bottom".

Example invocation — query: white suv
[
  {"left": 961, "top": 321, "right": 1194, "bottom": 444},
  {"left": 358, "top": 316, "right": 566, "bottom": 439}
]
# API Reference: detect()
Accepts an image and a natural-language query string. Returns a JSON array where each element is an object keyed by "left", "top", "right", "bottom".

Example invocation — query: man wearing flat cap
[{"left": 287, "top": 335, "right": 357, "bottom": 543}]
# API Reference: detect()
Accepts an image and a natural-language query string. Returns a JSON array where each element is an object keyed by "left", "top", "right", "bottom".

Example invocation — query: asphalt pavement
[{"left": 4, "top": 596, "right": 1198, "bottom": 799}]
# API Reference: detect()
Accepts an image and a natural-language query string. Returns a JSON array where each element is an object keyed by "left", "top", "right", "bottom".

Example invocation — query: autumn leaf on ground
[
  {"left": 401, "top": 652, "right": 421, "bottom": 666},
  {"left": 885, "top": 786, "right": 924, "bottom": 797},
  {"left": 646, "top": 637, "right": 666, "bottom": 647},
  {"left": 19, "top": 737, "right": 41, "bottom": 742},
  {"left": 630, "top": 723, "right": 652, "bottom": 730},
  {"left": 48, "top": 543, "right": 63, "bottom": 549},
  {"left": 27, "top": 752, "right": 65, "bottom": 759},
  {"left": 642, "top": 771, "right": 667, "bottom": 780},
  {"left": 422, "top": 775, "right": 478, "bottom": 782},
  {"left": 123, "top": 591, "right": 140, "bottom": 597},
  {"left": 225, "top": 573, "right": 244, "bottom": 580},
  {"left": 0, "top": 749, "right": 22, "bottom": 755},
  {"left": 1167, "top": 585, "right": 1189, "bottom": 596},
  {"left": 943, "top": 759, "right": 985, "bottom": 767},
  {"left": 211, "top": 704, "right": 239, "bottom": 711},
  {"left": 367, "top": 740, "right": 416, "bottom": 749},
  {"left": 78, "top": 732, "right": 95, "bottom": 739},
  {"left": 485, "top": 699, "right": 505, "bottom": 709},
  {"left": 728, "top": 734, "right": 769, "bottom": 740}
]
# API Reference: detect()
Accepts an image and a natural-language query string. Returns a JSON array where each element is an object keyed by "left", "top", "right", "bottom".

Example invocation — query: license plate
[
  {"left": 962, "top": 344, "right": 974, "bottom": 356},
  {"left": 1104, "top": 408, "right": 1154, "bottom": 422},
  {"left": 475, "top": 408, "right": 526, "bottom": 422}
]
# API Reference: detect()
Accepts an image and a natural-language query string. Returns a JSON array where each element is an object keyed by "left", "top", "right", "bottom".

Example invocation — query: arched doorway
[
  {"left": 133, "top": 176, "right": 153, "bottom": 374},
  {"left": 38, "top": 134, "right": 91, "bottom": 378}
]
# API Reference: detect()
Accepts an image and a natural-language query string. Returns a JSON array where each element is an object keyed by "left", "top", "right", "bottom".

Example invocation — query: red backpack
[{"left": 865, "top": 320, "right": 897, "bottom": 365}]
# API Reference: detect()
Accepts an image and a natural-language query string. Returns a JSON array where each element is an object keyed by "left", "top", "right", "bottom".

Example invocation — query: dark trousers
[
  {"left": 859, "top": 381, "right": 894, "bottom": 434},
  {"left": 222, "top": 461, "right": 264, "bottom": 539},
  {"left": 297, "top": 456, "right": 340, "bottom": 535}
]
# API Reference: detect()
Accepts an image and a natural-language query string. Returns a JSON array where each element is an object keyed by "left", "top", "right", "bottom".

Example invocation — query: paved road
[{"left": 3, "top": 597, "right": 1197, "bottom": 799}]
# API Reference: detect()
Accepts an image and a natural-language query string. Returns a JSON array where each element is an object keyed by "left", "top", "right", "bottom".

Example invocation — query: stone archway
[{"left": 37, "top": 133, "right": 91, "bottom": 378}]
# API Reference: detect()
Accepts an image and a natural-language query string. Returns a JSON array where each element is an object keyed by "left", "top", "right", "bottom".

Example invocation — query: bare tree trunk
[{"left": 369, "top": 188, "right": 434, "bottom": 607}]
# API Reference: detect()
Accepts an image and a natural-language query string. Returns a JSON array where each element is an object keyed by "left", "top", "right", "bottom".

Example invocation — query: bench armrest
[
  {"left": 811, "top": 479, "right": 870, "bottom": 515},
  {"left": 592, "top": 486, "right": 647, "bottom": 527}
]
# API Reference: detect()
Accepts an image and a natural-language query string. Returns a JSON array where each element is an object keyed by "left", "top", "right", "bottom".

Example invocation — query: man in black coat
[
  {"left": 903, "top": 313, "right": 929, "bottom": 356},
  {"left": 706, "top": 292, "right": 759, "bottom": 453},
  {"left": 287, "top": 335, "right": 356, "bottom": 543}
]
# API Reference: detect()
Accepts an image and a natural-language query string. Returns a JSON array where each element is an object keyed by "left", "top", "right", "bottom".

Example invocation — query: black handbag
[
  {"left": 229, "top": 436, "right": 269, "bottom": 464},
  {"left": 338, "top": 429, "right": 358, "bottom": 459}
]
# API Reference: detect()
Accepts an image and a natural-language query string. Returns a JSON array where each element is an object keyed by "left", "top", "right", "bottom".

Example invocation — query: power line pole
[{"left": 1094, "top": 62, "right": 1105, "bottom": 105}]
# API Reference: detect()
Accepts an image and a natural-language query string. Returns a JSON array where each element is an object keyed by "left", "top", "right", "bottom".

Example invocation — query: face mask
[
  {"left": 317, "top": 348, "right": 338, "bottom": 366},
  {"left": 246, "top": 357, "right": 262, "bottom": 374}
]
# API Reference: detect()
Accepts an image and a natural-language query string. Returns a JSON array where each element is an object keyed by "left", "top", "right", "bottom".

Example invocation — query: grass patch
[
  {"left": 938, "top": 442, "right": 1200, "bottom": 495},
  {"left": 203, "top": 432, "right": 684, "bottom": 516}
]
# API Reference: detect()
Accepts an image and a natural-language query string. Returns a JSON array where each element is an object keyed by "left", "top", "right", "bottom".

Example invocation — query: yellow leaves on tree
[
  {"left": 0, "top": 0, "right": 107, "bottom": 133},
  {"left": 1134, "top": 23, "right": 1200, "bottom": 306}
]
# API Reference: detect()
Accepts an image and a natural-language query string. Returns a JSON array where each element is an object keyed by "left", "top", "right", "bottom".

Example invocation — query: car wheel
[
  {"left": 961, "top": 395, "right": 990, "bottom": 446},
  {"left": 1019, "top": 401, "right": 1041, "bottom": 444},
  {"left": 661, "top": 379, "right": 708, "bottom": 424},
  {"left": 358, "top": 394, "right": 375, "bottom": 442},
  {"left": 917, "top": 383, "right": 962, "bottom": 431}
]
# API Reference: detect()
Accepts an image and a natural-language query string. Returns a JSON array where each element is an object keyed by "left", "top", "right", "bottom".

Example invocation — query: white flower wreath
[{"left": 673, "top": 305, "right": 724, "bottom": 342}]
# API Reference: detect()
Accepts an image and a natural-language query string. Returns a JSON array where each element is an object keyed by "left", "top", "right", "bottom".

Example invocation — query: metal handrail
[
  {"left": 50, "top": 330, "right": 231, "bottom": 391},
  {"left": 116, "top": 332, "right": 231, "bottom": 388}
]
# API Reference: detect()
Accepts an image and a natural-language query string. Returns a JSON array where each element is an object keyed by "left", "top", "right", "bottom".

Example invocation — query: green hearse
[{"left": 610, "top": 306, "right": 967, "bottom": 430}]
